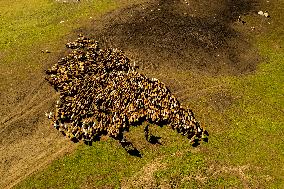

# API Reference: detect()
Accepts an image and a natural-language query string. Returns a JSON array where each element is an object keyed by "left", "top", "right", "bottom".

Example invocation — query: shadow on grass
[
  {"left": 191, "top": 130, "right": 209, "bottom": 147},
  {"left": 67, "top": 121, "right": 208, "bottom": 156},
  {"left": 148, "top": 135, "right": 162, "bottom": 145},
  {"left": 119, "top": 140, "right": 142, "bottom": 158}
]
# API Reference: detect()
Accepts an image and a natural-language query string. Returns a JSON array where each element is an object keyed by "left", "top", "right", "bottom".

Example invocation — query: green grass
[
  {"left": 0, "top": 0, "right": 117, "bottom": 78},
  {"left": 0, "top": 0, "right": 119, "bottom": 117},
  {"left": 0, "top": 0, "right": 116, "bottom": 50},
  {"left": 2, "top": 0, "right": 283, "bottom": 188},
  {"left": 14, "top": 139, "right": 146, "bottom": 188}
]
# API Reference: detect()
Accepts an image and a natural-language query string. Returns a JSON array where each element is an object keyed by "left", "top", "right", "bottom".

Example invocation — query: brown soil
[
  {"left": 0, "top": 48, "right": 77, "bottom": 188},
  {"left": 83, "top": 0, "right": 261, "bottom": 76},
  {"left": 0, "top": 80, "right": 76, "bottom": 189}
]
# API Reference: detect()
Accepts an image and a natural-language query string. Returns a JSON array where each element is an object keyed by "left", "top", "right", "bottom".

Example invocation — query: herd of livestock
[{"left": 45, "top": 35, "right": 207, "bottom": 145}]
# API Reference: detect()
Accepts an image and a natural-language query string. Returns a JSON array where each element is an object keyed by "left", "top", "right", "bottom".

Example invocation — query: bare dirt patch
[
  {"left": 0, "top": 52, "right": 77, "bottom": 189},
  {"left": 0, "top": 83, "right": 76, "bottom": 188},
  {"left": 83, "top": 0, "right": 261, "bottom": 76}
]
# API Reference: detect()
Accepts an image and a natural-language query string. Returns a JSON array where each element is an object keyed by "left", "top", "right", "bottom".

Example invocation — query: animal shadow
[
  {"left": 191, "top": 130, "right": 209, "bottom": 147},
  {"left": 147, "top": 135, "right": 162, "bottom": 145},
  {"left": 119, "top": 139, "right": 142, "bottom": 158}
]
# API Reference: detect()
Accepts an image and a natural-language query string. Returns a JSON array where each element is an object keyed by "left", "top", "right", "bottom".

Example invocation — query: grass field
[{"left": 1, "top": 0, "right": 283, "bottom": 188}]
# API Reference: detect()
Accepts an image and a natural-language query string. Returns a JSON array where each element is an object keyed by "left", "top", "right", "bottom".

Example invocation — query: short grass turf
[
  {"left": 0, "top": 0, "right": 118, "bottom": 118},
  {"left": 1, "top": 0, "right": 283, "bottom": 188}
]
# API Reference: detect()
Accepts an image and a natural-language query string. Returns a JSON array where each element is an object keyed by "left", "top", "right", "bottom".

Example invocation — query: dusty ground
[
  {"left": 0, "top": 78, "right": 76, "bottom": 188},
  {"left": 86, "top": 0, "right": 261, "bottom": 76},
  {"left": 1, "top": 0, "right": 273, "bottom": 188}
]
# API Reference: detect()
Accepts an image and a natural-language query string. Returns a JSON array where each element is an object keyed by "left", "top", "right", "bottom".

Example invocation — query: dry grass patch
[{"left": 121, "top": 157, "right": 167, "bottom": 189}]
